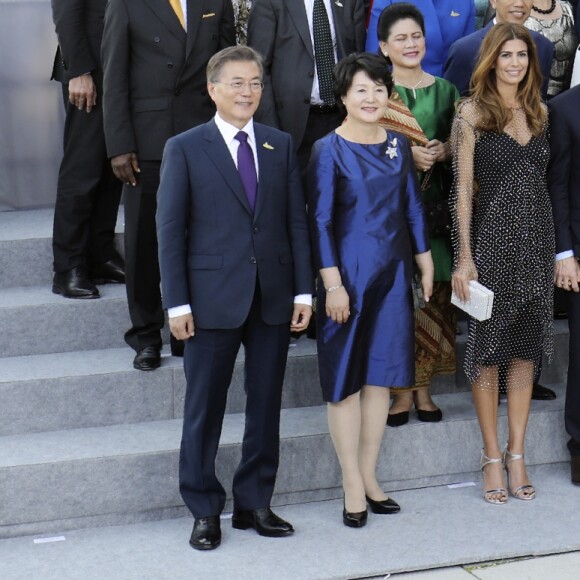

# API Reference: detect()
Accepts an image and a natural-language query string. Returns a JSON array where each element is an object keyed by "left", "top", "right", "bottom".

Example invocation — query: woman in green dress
[{"left": 377, "top": 3, "right": 460, "bottom": 426}]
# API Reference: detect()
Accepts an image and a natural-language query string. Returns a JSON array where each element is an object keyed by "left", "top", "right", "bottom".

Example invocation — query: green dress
[{"left": 396, "top": 77, "right": 459, "bottom": 282}]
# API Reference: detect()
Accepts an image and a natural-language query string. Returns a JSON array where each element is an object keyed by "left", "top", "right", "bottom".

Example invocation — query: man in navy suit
[
  {"left": 444, "top": 0, "right": 554, "bottom": 99},
  {"left": 548, "top": 85, "right": 580, "bottom": 486},
  {"left": 156, "top": 46, "right": 313, "bottom": 550}
]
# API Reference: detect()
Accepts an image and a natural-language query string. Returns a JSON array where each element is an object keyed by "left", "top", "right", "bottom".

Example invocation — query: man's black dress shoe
[
  {"left": 52, "top": 266, "right": 99, "bottom": 299},
  {"left": 343, "top": 507, "right": 368, "bottom": 528},
  {"left": 232, "top": 507, "right": 294, "bottom": 537},
  {"left": 386, "top": 411, "right": 409, "bottom": 427},
  {"left": 133, "top": 346, "right": 161, "bottom": 371},
  {"left": 572, "top": 456, "right": 580, "bottom": 486},
  {"left": 531, "top": 383, "right": 556, "bottom": 401},
  {"left": 90, "top": 257, "right": 125, "bottom": 284},
  {"left": 365, "top": 495, "right": 400, "bottom": 514},
  {"left": 189, "top": 516, "right": 221, "bottom": 550}
]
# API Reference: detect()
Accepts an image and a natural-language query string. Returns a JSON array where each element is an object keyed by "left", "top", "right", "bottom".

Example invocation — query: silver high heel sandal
[
  {"left": 480, "top": 450, "right": 507, "bottom": 505},
  {"left": 503, "top": 448, "right": 536, "bottom": 500}
]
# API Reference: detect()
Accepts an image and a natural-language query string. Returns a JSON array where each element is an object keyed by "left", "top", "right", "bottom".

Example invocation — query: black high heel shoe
[
  {"left": 342, "top": 506, "right": 368, "bottom": 528},
  {"left": 365, "top": 495, "right": 400, "bottom": 514},
  {"left": 386, "top": 411, "right": 409, "bottom": 427}
]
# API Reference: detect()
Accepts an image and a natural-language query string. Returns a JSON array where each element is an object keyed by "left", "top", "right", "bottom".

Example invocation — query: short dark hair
[
  {"left": 377, "top": 2, "right": 426, "bottom": 43},
  {"left": 333, "top": 53, "right": 394, "bottom": 112},
  {"left": 206, "top": 46, "right": 264, "bottom": 83}
]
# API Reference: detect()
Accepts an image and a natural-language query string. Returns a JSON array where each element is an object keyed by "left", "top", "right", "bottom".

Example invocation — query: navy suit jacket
[
  {"left": 548, "top": 86, "right": 580, "bottom": 256},
  {"left": 444, "top": 20, "right": 554, "bottom": 99},
  {"left": 156, "top": 119, "right": 314, "bottom": 329}
]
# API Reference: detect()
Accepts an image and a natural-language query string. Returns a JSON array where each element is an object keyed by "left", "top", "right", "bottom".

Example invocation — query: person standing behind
[
  {"left": 366, "top": 0, "right": 475, "bottom": 77},
  {"left": 51, "top": 0, "right": 124, "bottom": 300},
  {"left": 157, "top": 46, "right": 313, "bottom": 550},
  {"left": 308, "top": 53, "right": 433, "bottom": 527},
  {"left": 548, "top": 84, "right": 580, "bottom": 485},
  {"left": 524, "top": 0, "right": 578, "bottom": 98},
  {"left": 247, "top": 0, "right": 366, "bottom": 172},
  {"left": 451, "top": 23, "right": 554, "bottom": 504},
  {"left": 102, "top": 0, "right": 235, "bottom": 371},
  {"left": 376, "top": 3, "right": 460, "bottom": 427},
  {"left": 444, "top": 0, "right": 554, "bottom": 99}
]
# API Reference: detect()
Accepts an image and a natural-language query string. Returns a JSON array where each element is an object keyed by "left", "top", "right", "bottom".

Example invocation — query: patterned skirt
[{"left": 399, "top": 282, "right": 456, "bottom": 391}]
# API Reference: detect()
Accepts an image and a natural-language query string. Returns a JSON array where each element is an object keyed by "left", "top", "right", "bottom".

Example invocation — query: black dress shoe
[
  {"left": 365, "top": 495, "right": 400, "bottom": 514},
  {"left": 133, "top": 346, "right": 161, "bottom": 371},
  {"left": 386, "top": 411, "right": 409, "bottom": 427},
  {"left": 531, "top": 383, "right": 556, "bottom": 401},
  {"left": 52, "top": 266, "right": 99, "bottom": 299},
  {"left": 189, "top": 516, "right": 221, "bottom": 550},
  {"left": 342, "top": 507, "right": 368, "bottom": 528},
  {"left": 572, "top": 456, "right": 580, "bottom": 486},
  {"left": 170, "top": 334, "right": 184, "bottom": 357},
  {"left": 416, "top": 407, "right": 443, "bottom": 422},
  {"left": 90, "top": 257, "right": 125, "bottom": 284},
  {"left": 232, "top": 507, "right": 294, "bottom": 537}
]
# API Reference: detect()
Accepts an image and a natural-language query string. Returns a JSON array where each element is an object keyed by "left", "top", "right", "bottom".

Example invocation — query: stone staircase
[{"left": 0, "top": 208, "right": 571, "bottom": 540}]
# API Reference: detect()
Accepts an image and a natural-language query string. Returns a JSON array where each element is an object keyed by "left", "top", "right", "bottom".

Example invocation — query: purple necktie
[{"left": 235, "top": 131, "right": 257, "bottom": 211}]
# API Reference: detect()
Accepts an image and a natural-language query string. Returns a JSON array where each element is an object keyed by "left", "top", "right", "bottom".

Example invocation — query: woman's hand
[
  {"left": 325, "top": 286, "right": 350, "bottom": 324},
  {"left": 415, "top": 250, "right": 434, "bottom": 303},
  {"left": 411, "top": 145, "right": 437, "bottom": 172},
  {"left": 452, "top": 259, "right": 478, "bottom": 303},
  {"left": 426, "top": 139, "right": 450, "bottom": 163}
]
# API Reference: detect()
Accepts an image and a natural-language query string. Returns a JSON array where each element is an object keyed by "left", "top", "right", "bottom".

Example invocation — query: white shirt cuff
[
  {"left": 168, "top": 304, "right": 192, "bottom": 318},
  {"left": 294, "top": 294, "right": 313, "bottom": 306},
  {"left": 556, "top": 250, "right": 574, "bottom": 261}
]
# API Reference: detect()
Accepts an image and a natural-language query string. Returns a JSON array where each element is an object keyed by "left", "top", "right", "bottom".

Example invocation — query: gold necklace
[{"left": 394, "top": 71, "right": 425, "bottom": 99}]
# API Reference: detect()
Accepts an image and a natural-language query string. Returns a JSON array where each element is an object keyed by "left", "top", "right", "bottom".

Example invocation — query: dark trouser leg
[
  {"left": 123, "top": 161, "right": 163, "bottom": 351},
  {"left": 566, "top": 291, "right": 580, "bottom": 457},
  {"left": 232, "top": 288, "right": 291, "bottom": 510},
  {"left": 179, "top": 326, "right": 243, "bottom": 518},
  {"left": 52, "top": 82, "right": 122, "bottom": 273},
  {"left": 297, "top": 108, "right": 345, "bottom": 178},
  {"left": 87, "top": 157, "right": 123, "bottom": 266}
]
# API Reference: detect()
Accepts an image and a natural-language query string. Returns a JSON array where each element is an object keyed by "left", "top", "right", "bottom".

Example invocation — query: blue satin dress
[{"left": 307, "top": 132, "right": 430, "bottom": 403}]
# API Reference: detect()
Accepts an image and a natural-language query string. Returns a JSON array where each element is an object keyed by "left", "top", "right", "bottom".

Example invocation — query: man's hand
[
  {"left": 169, "top": 313, "right": 195, "bottom": 340},
  {"left": 290, "top": 303, "right": 312, "bottom": 332},
  {"left": 111, "top": 152, "right": 140, "bottom": 186},
  {"left": 554, "top": 256, "right": 580, "bottom": 292},
  {"left": 68, "top": 74, "right": 97, "bottom": 113}
]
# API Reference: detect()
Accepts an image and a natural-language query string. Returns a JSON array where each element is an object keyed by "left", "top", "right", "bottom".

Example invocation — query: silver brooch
[
  {"left": 335, "top": 0, "right": 343, "bottom": 6},
  {"left": 385, "top": 137, "right": 398, "bottom": 159}
]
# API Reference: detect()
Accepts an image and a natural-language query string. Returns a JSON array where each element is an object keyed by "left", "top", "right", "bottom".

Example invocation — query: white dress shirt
[{"left": 168, "top": 112, "right": 311, "bottom": 318}]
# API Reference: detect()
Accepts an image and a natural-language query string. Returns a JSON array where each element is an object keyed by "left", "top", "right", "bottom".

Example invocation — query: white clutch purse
[{"left": 451, "top": 280, "right": 494, "bottom": 321}]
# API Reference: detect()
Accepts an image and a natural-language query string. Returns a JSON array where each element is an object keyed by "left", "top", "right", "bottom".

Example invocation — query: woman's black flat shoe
[
  {"left": 342, "top": 508, "right": 368, "bottom": 528},
  {"left": 416, "top": 407, "right": 442, "bottom": 422},
  {"left": 365, "top": 495, "right": 400, "bottom": 514},
  {"left": 386, "top": 411, "right": 409, "bottom": 427}
]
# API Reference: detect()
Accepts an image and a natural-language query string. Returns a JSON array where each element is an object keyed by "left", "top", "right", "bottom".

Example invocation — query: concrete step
[
  {"left": 0, "top": 208, "right": 124, "bottom": 289},
  {"left": 0, "top": 339, "right": 322, "bottom": 436},
  {"left": 1, "top": 462, "right": 578, "bottom": 580},
  {"left": 0, "top": 284, "right": 131, "bottom": 357},
  {"left": 0, "top": 385, "right": 568, "bottom": 539}
]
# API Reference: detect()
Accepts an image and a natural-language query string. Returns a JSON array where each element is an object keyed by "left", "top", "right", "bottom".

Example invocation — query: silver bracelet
[{"left": 325, "top": 284, "right": 343, "bottom": 293}]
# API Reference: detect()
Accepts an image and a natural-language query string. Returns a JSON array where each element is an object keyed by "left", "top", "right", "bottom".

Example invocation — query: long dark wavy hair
[{"left": 470, "top": 23, "right": 545, "bottom": 136}]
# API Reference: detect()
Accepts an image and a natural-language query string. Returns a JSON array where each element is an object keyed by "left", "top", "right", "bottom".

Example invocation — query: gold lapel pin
[{"left": 263, "top": 142, "right": 274, "bottom": 150}]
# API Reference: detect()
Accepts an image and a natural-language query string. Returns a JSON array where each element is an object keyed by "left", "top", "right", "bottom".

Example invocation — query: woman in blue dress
[
  {"left": 366, "top": 0, "right": 476, "bottom": 76},
  {"left": 308, "top": 53, "right": 433, "bottom": 528}
]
